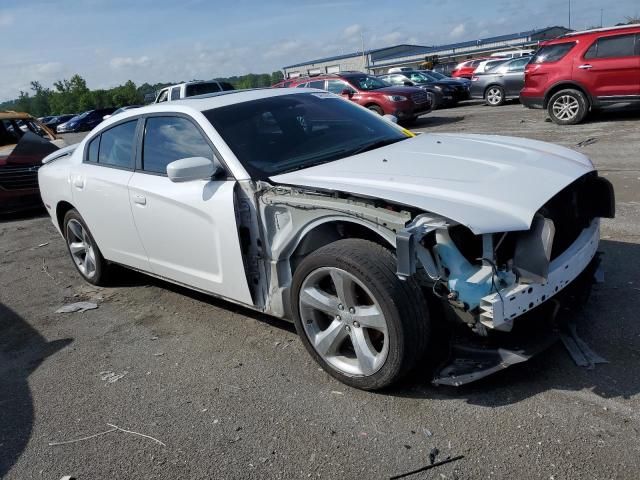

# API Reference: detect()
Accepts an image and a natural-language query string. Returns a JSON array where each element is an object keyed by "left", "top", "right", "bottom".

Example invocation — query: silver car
[{"left": 470, "top": 57, "right": 531, "bottom": 106}]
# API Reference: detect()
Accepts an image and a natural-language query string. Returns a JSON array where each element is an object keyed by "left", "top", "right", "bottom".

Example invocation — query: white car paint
[{"left": 272, "top": 132, "right": 594, "bottom": 234}]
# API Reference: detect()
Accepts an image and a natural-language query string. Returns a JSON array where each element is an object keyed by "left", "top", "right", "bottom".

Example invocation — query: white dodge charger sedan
[{"left": 39, "top": 88, "right": 614, "bottom": 390}]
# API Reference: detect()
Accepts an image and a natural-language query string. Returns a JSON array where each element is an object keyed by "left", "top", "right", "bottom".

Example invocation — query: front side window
[
  {"left": 97, "top": 121, "right": 137, "bottom": 168},
  {"left": 584, "top": 34, "right": 636, "bottom": 59},
  {"left": 307, "top": 80, "right": 325, "bottom": 89},
  {"left": 87, "top": 135, "right": 100, "bottom": 162},
  {"left": 345, "top": 75, "right": 389, "bottom": 91},
  {"left": 142, "top": 117, "right": 214, "bottom": 174},
  {"left": 507, "top": 57, "right": 530, "bottom": 72},
  {"left": 531, "top": 42, "right": 576, "bottom": 63},
  {"left": 170, "top": 86, "right": 181, "bottom": 100},
  {"left": 203, "top": 93, "right": 408, "bottom": 179},
  {"left": 157, "top": 90, "right": 169, "bottom": 102}
]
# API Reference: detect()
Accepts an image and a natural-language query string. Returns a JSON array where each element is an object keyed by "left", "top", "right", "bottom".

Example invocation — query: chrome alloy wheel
[
  {"left": 299, "top": 267, "right": 389, "bottom": 376},
  {"left": 552, "top": 95, "right": 580, "bottom": 121},
  {"left": 486, "top": 87, "right": 503, "bottom": 105},
  {"left": 66, "top": 219, "right": 97, "bottom": 279}
]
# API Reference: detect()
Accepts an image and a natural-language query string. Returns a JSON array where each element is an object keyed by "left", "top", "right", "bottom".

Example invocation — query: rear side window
[
  {"left": 142, "top": 117, "right": 214, "bottom": 174},
  {"left": 185, "top": 82, "right": 222, "bottom": 96},
  {"left": 584, "top": 34, "right": 636, "bottom": 59},
  {"left": 219, "top": 82, "right": 235, "bottom": 91},
  {"left": 170, "top": 86, "right": 181, "bottom": 100},
  {"left": 97, "top": 121, "right": 137, "bottom": 168},
  {"left": 531, "top": 42, "right": 576, "bottom": 63}
]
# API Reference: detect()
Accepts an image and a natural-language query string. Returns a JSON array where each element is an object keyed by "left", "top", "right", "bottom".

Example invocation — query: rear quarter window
[{"left": 531, "top": 42, "right": 576, "bottom": 63}]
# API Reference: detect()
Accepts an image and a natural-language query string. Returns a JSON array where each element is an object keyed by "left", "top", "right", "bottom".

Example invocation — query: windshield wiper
[{"left": 349, "top": 137, "right": 406, "bottom": 156}]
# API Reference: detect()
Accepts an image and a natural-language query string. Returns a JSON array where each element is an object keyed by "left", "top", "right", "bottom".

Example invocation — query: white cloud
[
  {"left": 450, "top": 23, "right": 466, "bottom": 39},
  {"left": 343, "top": 23, "right": 362, "bottom": 39},
  {"left": 109, "top": 56, "right": 151, "bottom": 69},
  {"left": 35, "top": 62, "right": 63, "bottom": 75}
]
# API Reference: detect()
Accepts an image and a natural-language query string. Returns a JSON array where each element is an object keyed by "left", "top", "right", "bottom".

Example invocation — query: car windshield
[
  {"left": 427, "top": 71, "right": 447, "bottom": 80},
  {"left": 531, "top": 42, "right": 576, "bottom": 63},
  {"left": 204, "top": 93, "right": 408, "bottom": 179},
  {"left": 346, "top": 75, "right": 389, "bottom": 91},
  {"left": 419, "top": 71, "right": 441, "bottom": 81}
]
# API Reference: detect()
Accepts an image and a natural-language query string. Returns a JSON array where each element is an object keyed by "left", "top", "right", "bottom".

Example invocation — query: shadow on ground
[{"left": 0, "top": 304, "right": 72, "bottom": 477}]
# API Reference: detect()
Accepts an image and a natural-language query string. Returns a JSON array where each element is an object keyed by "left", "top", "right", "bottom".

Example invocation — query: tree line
[{"left": 0, "top": 71, "right": 284, "bottom": 118}]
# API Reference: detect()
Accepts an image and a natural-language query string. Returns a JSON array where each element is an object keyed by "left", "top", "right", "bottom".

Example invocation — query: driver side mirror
[
  {"left": 341, "top": 88, "right": 354, "bottom": 97},
  {"left": 167, "top": 156, "right": 223, "bottom": 182}
]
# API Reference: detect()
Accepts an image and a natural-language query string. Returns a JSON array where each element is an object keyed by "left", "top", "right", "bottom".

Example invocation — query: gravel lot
[{"left": 2, "top": 102, "right": 640, "bottom": 479}]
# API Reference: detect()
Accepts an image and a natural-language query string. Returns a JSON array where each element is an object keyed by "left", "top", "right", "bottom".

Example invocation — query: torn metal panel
[{"left": 257, "top": 185, "right": 410, "bottom": 317}]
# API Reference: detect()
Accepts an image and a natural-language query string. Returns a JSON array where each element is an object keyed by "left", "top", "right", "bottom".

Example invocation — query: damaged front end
[{"left": 396, "top": 172, "right": 615, "bottom": 386}]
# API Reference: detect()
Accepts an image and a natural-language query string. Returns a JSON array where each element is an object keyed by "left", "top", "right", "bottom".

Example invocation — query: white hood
[{"left": 271, "top": 133, "right": 594, "bottom": 234}]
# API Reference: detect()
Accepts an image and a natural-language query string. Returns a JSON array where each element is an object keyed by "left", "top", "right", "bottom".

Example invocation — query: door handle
[
  {"left": 73, "top": 177, "right": 84, "bottom": 189},
  {"left": 578, "top": 64, "right": 593, "bottom": 70},
  {"left": 133, "top": 194, "right": 146, "bottom": 206}
]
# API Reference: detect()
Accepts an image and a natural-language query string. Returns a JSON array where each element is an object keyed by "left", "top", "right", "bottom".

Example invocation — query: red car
[
  {"left": 1, "top": 111, "right": 65, "bottom": 213},
  {"left": 280, "top": 72, "right": 432, "bottom": 123},
  {"left": 450, "top": 58, "right": 494, "bottom": 79},
  {"left": 521, "top": 25, "right": 640, "bottom": 124}
]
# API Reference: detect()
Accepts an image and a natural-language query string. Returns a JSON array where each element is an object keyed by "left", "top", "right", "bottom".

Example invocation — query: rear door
[
  {"left": 576, "top": 32, "right": 639, "bottom": 100},
  {"left": 71, "top": 119, "right": 151, "bottom": 270},
  {"left": 127, "top": 114, "right": 253, "bottom": 304}
]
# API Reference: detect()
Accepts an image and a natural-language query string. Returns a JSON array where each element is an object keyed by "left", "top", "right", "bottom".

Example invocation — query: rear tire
[
  {"left": 367, "top": 104, "right": 384, "bottom": 116},
  {"left": 485, "top": 86, "right": 505, "bottom": 106},
  {"left": 291, "top": 239, "right": 430, "bottom": 390},
  {"left": 547, "top": 89, "right": 589, "bottom": 125},
  {"left": 63, "top": 209, "right": 110, "bottom": 286}
]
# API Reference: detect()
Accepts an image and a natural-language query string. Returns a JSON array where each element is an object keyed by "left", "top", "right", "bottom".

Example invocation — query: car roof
[{"left": 561, "top": 24, "right": 640, "bottom": 38}]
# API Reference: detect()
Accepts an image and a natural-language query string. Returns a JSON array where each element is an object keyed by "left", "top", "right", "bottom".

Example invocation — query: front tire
[
  {"left": 63, "top": 209, "right": 110, "bottom": 286},
  {"left": 367, "top": 104, "right": 384, "bottom": 116},
  {"left": 485, "top": 86, "right": 505, "bottom": 106},
  {"left": 547, "top": 89, "right": 589, "bottom": 125},
  {"left": 291, "top": 239, "right": 430, "bottom": 390}
]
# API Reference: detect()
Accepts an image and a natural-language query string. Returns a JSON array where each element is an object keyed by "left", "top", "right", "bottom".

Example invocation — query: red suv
[
  {"left": 521, "top": 25, "right": 640, "bottom": 124},
  {"left": 281, "top": 72, "right": 432, "bottom": 123}
]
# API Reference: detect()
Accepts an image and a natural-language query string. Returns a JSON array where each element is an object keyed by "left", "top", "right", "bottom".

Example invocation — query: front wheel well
[
  {"left": 289, "top": 220, "right": 392, "bottom": 277},
  {"left": 55, "top": 201, "right": 75, "bottom": 234},
  {"left": 543, "top": 83, "right": 591, "bottom": 109}
]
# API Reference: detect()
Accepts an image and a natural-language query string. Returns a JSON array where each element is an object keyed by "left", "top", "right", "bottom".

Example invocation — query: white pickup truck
[{"left": 154, "top": 80, "right": 235, "bottom": 103}]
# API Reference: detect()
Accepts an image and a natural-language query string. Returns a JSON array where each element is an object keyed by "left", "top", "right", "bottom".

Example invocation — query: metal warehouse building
[{"left": 282, "top": 26, "right": 570, "bottom": 78}]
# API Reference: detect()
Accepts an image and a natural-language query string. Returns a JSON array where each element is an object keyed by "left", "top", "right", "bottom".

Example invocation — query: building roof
[{"left": 283, "top": 26, "right": 569, "bottom": 70}]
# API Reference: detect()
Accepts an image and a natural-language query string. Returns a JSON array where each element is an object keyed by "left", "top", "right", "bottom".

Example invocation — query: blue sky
[{"left": 1, "top": 0, "right": 637, "bottom": 101}]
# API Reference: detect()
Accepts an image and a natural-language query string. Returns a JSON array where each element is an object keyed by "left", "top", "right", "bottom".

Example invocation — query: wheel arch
[
  {"left": 543, "top": 82, "right": 593, "bottom": 108},
  {"left": 271, "top": 216, "right": 397, "bottom": 320},
  {"left": 55, "top": 200, "right": 75, "bottom": 234}
]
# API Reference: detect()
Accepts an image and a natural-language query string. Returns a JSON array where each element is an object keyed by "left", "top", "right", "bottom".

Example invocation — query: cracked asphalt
[{"left": 1, "top": 102, "right": 639, "bottom": 479}]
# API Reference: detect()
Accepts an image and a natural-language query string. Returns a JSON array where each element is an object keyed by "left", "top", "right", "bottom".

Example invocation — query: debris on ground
[
  {"left": 100, "top": 371, "right": 128, "bottom": 383},
  {"left": 560, "top": 322, "right": 609, "bottom": 369},
  {"left": 36, "top": 242, "right": 49, "bottom": 248},
  {"left": 429, "top": 447, "right": 440, "bottom": 465},
  {"left": 49, "top": 423, "right": 165, "bottom": 447},
  {"left": 390, "top": 455, "right": 464, "bottom": 480},
  {"left": 56, "top": 301, "right": 98, "bottom": 313},
  {"left": 576, "top": 137, "right": 598, "bottom": 148}
]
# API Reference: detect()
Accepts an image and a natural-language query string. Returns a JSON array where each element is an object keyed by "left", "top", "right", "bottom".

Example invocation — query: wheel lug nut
[
  {"left": 338, "top": 304, "right": 344, "bottom": 310},
  {"left": 353, "top": 321, "right": 360, "bottom": 328},
  {"left": 349, "top": 307, "right": 355, "bottom": 314},
  {"left": 345, "top": 325, "right": 351, "bottom": 332},
  {"left": 336, "top": 315, "right": 342, "bottom": 321}
]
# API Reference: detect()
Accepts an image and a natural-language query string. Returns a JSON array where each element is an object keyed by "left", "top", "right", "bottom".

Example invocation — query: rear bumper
[
  {"left": 0, "top": 190, "right": 43, "bottom": 213},
  {"left": 520, "top": 95, "right": 544, "bottom": 109}
]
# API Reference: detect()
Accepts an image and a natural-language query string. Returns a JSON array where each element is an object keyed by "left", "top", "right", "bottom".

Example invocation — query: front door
[
  {"left": 127, "top": 115, "right": 253, "bottom": 305},
  {"left": 575, "top": 32, "right": 640, "bottom": 101}
]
